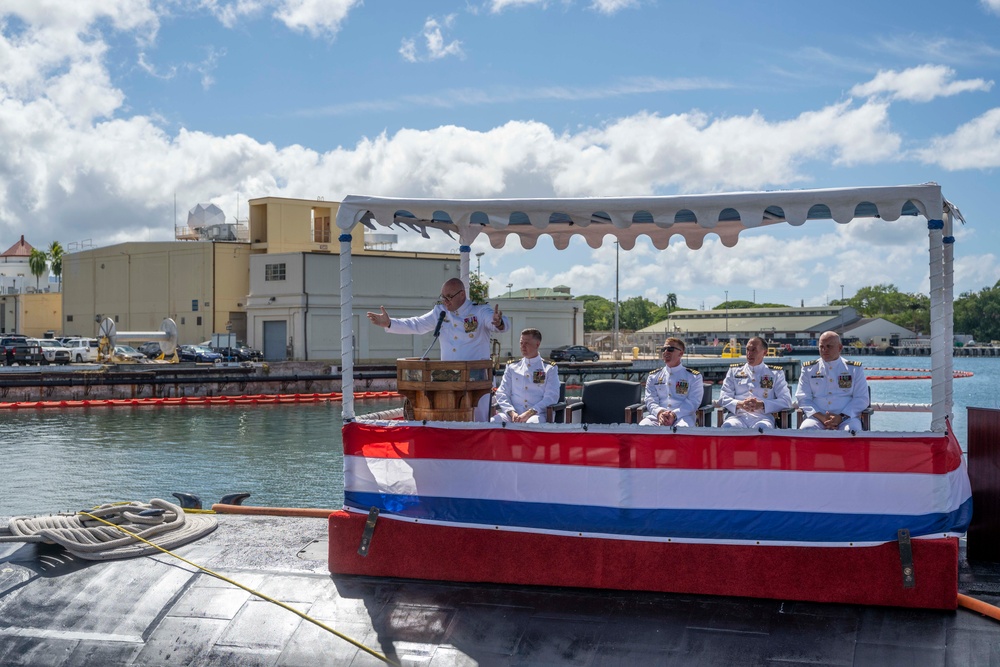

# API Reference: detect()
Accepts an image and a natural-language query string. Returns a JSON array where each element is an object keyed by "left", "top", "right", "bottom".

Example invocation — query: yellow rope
[{"left": 78, "top": 510, "right": 398, "bottom": 666}]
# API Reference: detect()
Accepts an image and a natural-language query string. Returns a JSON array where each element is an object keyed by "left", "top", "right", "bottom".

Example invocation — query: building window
[
  {"left": 197, "top": 316, "right": 202, "bottom": 326},
  {"left": 265, "top": 263, "right": 286, "bottom": 281},
  {"left": 313, "top": 216, "right": 331, "bottom": 243},
  {"left": 66, "top": 315, "right": 73, "bottom": 322}
]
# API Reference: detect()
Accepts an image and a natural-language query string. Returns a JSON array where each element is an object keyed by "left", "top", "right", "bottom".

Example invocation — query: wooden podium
[{"left": 396, "top": 358, "right": 494, "bottom": 422}]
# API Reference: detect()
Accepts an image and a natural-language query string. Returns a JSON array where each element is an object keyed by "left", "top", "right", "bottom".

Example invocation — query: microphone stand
[{"left": 420, "top": 310, "right": 448, "bottom": 359}]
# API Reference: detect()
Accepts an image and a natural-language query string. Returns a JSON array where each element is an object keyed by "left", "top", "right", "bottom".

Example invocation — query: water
[{"left": 2, "top": 356, "right": 997, "bottom": 517}]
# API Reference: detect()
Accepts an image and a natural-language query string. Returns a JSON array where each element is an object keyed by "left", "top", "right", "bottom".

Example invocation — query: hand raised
[
  {"left": 492, "top": 303, "right": 503, "bottom": 326},
  {"left": 366, "top": 306, "right": 390, "bottom": 328}
]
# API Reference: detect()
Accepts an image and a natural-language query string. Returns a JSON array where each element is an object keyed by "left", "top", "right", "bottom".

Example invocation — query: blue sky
[{"left": 1, "top": 0, "right": 999, "bottom": 311}]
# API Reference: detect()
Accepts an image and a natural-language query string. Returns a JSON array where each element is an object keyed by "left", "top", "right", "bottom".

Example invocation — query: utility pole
[
  {"left": 476, "top": 251, "right": 484, "bottom": 278},
  {"left": 724, "top": 290, "right": 729, "bottom": 336}
]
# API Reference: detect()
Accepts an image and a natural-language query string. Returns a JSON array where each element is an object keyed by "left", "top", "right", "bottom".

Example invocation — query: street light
[
  {"left": 506, "top": 283, "right": 513, "bottom": 298},
  {"left": 475, "top": 251, "right": 484, "bottom": 278},
  {"left": 724, "top": 290, "right": 729, "bottom": 335}
]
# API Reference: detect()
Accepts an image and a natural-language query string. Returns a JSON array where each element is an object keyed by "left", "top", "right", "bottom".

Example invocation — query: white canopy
[{"left": 336, "top": 183, "right": 960, "bottom": 429}]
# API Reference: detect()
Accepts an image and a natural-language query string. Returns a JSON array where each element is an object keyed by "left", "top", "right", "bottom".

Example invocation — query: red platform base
[{"left": 328, "top": 511, "right": 958, "bottom": 610}]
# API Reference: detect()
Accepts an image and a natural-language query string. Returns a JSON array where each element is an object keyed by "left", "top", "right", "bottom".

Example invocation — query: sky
[{"left": 1, "top": 0, "right": 999, "bottom": 311}]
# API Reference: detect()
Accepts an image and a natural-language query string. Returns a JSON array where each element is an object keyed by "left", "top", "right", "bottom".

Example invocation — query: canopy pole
[
  {"left": 943, "top": 211, "right": 956, "bottom": 426},
  {"left": 339, "top": 232, "right": 355, "bottom": 421},
  {"left": 459, "top": 244, "right": 472, "bottom": 291},
  {"left": 928, "top": 217, "right": 946, "bottom": 432}
]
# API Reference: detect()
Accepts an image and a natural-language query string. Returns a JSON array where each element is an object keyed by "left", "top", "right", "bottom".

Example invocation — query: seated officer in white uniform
[
  {"left": 366, "top": 277, "right": 509, "bottom": 421},
  {"left": 719, "top": 337, "right": 792, "bottom": 429},
  {"left": 796, "top": 331, "right": 869, "bottom": 431},
  {"left": 639, "top": 337, "right": 703, "bottom": 427},
  {"left": 492, "top": 328, "right": 560, "bottom": 423}
]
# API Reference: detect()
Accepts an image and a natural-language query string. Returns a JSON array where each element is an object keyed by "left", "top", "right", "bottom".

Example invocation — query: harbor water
[{"left": 2, "top": 355, "right": 998, "bottom": 518}]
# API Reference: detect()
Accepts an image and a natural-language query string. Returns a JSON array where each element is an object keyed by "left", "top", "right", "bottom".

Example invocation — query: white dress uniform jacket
[
  {"left": 492, "top": 356, "right": 560, "bottom": 423},
  {"left": 386, "top": 300, "right": 508, "bottom": 362},
  {"left": 640, "top": 364, "right": 704, "bottom": 427},
  {"left": 795, "top": 357, "right": 869, "bottom": 431},
  {"left": 387, "top": 300, "right": 508, "bottom": 421},
  {"left": 719, "top": 362, "right": 793, "bottom": 428}
]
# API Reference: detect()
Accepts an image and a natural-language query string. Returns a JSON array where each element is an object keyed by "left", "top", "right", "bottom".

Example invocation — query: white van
[{"left": 65, "top": 338, "right": 100, "bottom": 363}]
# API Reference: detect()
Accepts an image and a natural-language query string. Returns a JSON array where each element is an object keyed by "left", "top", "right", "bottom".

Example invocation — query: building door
[
  {"left": 227, "top": 312, "right": 247, "bottom": 343},
  {"left": 263, "top": 320, "right": 287, "bottom": 361}
]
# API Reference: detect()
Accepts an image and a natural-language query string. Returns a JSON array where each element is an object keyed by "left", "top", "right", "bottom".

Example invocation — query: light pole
[
  {"left": 614, "top": 241, "right": 619, "bottom": 355},
  {"left": 839, "top": 284, "right": 845, "bottom": 331},
  {"left": 506, "top": 283, "right": 513, "bottom": 298},
  {"left": 475, "top": 251, "right": 484, "bottom": 278},
  {"left": 724, "top": 290, "right": 729, "bottom": 336}
]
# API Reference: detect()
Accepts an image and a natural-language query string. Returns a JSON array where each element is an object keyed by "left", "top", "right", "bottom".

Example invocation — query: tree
[
  {"left": 665, "top": 293, "right": 677, "bottom": 313},
  {"left": 47, "top": 241, "right": 63, "bottom": 292},
  {"left": 469, "top": 272, "right": 489, "bottom": 304},
  {"left": 847, "top": 284, "right": 929, "bottom": 333},
  {"left": 618, "top": 296, "right": 658, "bottom": 330},
  {"left": 578, "top": 295, "right": 613, "bottom": 331},
  {"left": 955, "top": 282, "right": 1000, "bottom": 342},
  {"left": 28, "top": 248, "right": 47, "bottom": 290}
]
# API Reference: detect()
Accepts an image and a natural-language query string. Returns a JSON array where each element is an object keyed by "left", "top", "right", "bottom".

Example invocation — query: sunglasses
[
  {"left": 661, "top": 346, "right": 681, "bottom": 353},
  {"left": 439, "top": 289, "right": 464, "bottom": 302}
]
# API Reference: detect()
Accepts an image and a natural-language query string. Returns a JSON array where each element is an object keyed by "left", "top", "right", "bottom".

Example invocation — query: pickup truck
[{"left": 0, "top": 336, "right": 44, "bottom": 365}]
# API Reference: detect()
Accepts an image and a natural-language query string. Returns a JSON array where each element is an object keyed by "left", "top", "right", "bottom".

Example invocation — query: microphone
[
  {"left": 421, "top": 310, "right": 449, "bottom": 359},
  {"left": 433, "top": 310, "right": 447, "bottom": 337}
]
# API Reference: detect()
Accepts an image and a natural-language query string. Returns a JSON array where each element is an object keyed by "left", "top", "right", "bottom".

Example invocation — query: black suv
[{"left": 1, "top": 336, "right": 44, "bottom": 366}]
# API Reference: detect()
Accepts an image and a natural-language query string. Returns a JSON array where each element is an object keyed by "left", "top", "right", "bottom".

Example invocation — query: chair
[
  {"left": 794, "top": 387, "right": 873, "bottom": 430},
  {"left": 545, "top": 381, "right": 568, "bottom": 423},
  {"left": 695, "top": 382, "right": 714, "bottom": 427},
  {"left": 565, "top": 379, "right": 642, "bottom": 424}
]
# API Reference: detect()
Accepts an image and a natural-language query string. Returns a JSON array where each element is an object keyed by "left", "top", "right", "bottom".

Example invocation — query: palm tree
[
  {"left": 47, "top": 241, "right": 63, "bottom": 292},
  {"left": 665, "top": 292, "right": 678, "bottom": 313},
  {"left": 28, "top": 248, "right": 47, "bottom": 291}
]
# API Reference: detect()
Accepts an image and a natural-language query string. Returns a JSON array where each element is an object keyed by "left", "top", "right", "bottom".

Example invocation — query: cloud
[
  {"left": 590, "top": 0, "right": 640, "bottom": 13},
  {"left": 487, "top": 0, "right": 638, "bottom": 14},
  {"left": 850, "top": 64, "right": 994, "bottom": 102},
  {"left": 400, "top": 15, "right": 464, "bottom": 63},
  {"left": 200, "top": 0, "right": 360, "bottom": 38},
  {"left": 983, "top": 0, "right": 1000, "bottom": 16},
  {"left": 915, "top": 108, "right": 1000, "bottom": 169},
  {"left": 295, "top": 76, "right": 732, "bottom": 117}
]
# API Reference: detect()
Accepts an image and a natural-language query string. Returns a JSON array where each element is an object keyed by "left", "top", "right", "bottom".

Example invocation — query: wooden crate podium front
[{"left": 396, "top": 358, "right": 493, "bottom": 421}]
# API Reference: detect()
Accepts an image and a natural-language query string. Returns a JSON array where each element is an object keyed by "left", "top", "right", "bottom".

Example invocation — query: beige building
[{"left": 61, "top": 241, "right": 251, "bottom": 343}]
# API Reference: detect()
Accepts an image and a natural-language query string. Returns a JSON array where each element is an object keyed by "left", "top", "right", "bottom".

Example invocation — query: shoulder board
[
  {"left": 847, "top": 360, "right": 862, "bottom": 367},
  {"left": 767, "top": 364, "right": 783, "bottom": 371},
  {"left": 803, "top": 359, "right": 819, "bottom": 366},
  {"left": 689, "top": 368, "right": 701, "bottom": 375},
  {"left": 730, "top": 363, "right": 741, "bottom": 368}
]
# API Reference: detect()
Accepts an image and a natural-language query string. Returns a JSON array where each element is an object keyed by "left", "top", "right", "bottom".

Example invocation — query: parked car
[
  {"left": 137, "top": 341, "right": 164, "bottom": 359},
  {"left": 212, "top": 342, "right": 263, "bottom": 362},
  {"left": 114, "top": 344, "right": 148, "bottom": 363},
  {"left": 0, "top": 335, "right": 44, "bottom": 365},
  {"left": 65, "top": 338, "right": 100, "bottom": 363},
  {"left": 549, "top": 345, "right": 600, "bottom": 362},
  {"left": 31, "top": 338, "right": 71, "bottom": 365},
  {"left": 177, "top": 345, "right": 223, "bottom": 363}
]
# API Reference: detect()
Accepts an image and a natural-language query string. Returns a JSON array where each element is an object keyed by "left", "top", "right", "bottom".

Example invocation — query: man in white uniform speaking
[
  {"left": 795, "top": 331, "right": 869, "bottom": 431},
  {"left": 366, "top": 277, "right": 509, "bottom": 421},
  {"left": 718, "top": 337, "right": 792, "bottom": 429},
  {"left": 492, "top": 328, "right": 560, "bottom": 423}
]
